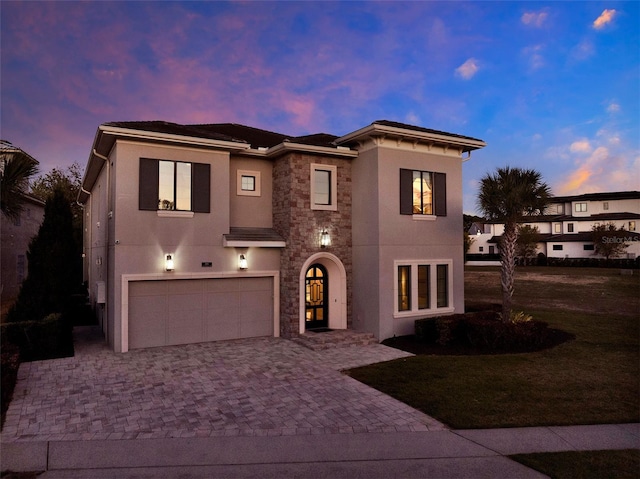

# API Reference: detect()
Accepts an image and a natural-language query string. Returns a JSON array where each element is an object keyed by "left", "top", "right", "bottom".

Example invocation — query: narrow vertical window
[
  {"left": 314, "top": 169, "right": 331, "bottom": 205},
  {"left": 418, "top": 265, "right": 430, "bottom": 309},
  {"left": 158, "top": 160, "right": 175, "bottom": 210},
  {"left": 412, "top": 171, "right": 432, "bottom": 214},
  {"left": 175, "top": 162, "right": 192, "bottom": 211},
  {"left": 398, "top": 265, "right": 411, "bottom": 312},
  {"left": 436, "top": 264, "right": 448, "bottom": 308}
]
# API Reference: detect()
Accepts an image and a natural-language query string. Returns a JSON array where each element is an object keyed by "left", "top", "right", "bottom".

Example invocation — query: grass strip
[{"left": 510, "top": 449, "right": 640, "bottom": 479}]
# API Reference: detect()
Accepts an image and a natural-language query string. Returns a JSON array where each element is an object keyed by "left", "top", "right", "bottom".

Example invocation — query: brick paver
[{"left": 2, "top": 330, "right": 444, "bottom": 442}]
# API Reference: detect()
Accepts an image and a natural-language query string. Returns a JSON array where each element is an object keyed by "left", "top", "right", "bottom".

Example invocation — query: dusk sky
[{"left": 2, "top": 1, "right": 638, "bottom": 214}]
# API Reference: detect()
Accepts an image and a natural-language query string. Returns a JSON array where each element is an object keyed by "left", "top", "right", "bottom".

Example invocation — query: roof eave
[
  {"left": 335, "top": 123, "right": 486, "bottom": 152},
  {"left": 265, "top": 142, "right": 357, "bottom": 159}
]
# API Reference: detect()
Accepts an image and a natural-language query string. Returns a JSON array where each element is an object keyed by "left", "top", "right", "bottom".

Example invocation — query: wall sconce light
[
  {"left": 320, "top": 229, "right": 331, "bottom": 248},
  {"left": 165, "top": 254, "right": 174, "bottom": 272},
  {"left": 238, "top": 254, "right": 248, "bottom": 270}
]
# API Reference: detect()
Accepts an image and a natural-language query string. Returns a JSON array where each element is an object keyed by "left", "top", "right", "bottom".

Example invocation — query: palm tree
[
  {"left": 0, "top": 140, "right": 39, "bottom": 221},
  {"left": 477, "top": 167, "right": 550, "bottom": 322}
]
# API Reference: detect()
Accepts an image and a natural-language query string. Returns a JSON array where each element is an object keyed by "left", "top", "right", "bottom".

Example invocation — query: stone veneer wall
[{"left": 273, "top": 152, "right": 353, "bottom": 337}]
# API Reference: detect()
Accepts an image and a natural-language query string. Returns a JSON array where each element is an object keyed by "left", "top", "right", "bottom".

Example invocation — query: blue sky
[{"left": 2, "top": 1, "right": 638, "bottom": 213}]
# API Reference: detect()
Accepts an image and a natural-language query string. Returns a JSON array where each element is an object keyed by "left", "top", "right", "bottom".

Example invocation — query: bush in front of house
[
  {"left": 413, "top": 311, "right": 574, "bottom": 354},
  {"left": 0, "top": 313, "right": 74, "bottom": 362},
  {"left": 1, "top": 342, "right": 21, "bottom": 427}
]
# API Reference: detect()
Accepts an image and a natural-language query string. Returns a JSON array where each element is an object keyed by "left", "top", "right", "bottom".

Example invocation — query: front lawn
[
  {"left": 346, "top": 267, "right": 640, "bottom": 429},
  {"left": 510, "top": 449, "right": 640, "bottom": 479}
]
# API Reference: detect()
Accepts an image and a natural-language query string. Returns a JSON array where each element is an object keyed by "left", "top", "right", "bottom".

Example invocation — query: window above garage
[{"left": 139, "top": 158, "right": 211, "bottom": 214}]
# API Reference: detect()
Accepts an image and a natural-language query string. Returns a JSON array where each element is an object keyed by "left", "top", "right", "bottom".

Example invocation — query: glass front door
[{"left": 305, "top": 264, "right": 328, "bottom": 330}]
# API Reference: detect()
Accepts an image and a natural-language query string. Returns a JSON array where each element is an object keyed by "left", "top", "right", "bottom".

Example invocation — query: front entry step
[{"left": 291, "top": 329, "right": 378, "bottom": 350}]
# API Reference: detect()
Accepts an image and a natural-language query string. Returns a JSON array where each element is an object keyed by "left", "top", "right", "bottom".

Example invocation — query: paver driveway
[{"left": 2, "top": 328, "right": 444, "bottom": 442}]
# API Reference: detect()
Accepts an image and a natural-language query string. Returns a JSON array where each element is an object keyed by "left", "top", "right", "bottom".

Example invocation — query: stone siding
[{"left": 273, "top": 152, "right": 353, "bottom": 337}]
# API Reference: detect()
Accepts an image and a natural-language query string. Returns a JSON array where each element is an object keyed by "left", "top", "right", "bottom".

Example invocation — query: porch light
[
  {"left": 165, "top": 254, "right": 174, "bottom": 272},
  {"left": 320, "top": 229, "right": 331, "bottom": 248},
  {"left": 238, "top": 254, "right": 248, "bottom": 270}
]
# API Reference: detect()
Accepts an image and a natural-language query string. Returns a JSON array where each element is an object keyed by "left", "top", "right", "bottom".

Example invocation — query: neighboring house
[
  {"left": 468, "top": 191, "right": 640, "bottom": 260},
  {"left": 0, "top": 193, "right": 45, "bottom": 317},
  {"left": 78, "top": 120, "right": 486, "bottom": 352}
]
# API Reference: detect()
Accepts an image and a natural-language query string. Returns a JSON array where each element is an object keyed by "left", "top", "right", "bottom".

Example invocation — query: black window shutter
[
  {"left": 192, "top": 163, "right": 211, "bottom": 213},
  {"left": 434, "top": 172, "right": 447, "bottom": 216},
  {"left": 400, "top": 169, "right": 413, "bottom": 215},
  {"left": 139, "top": 158, "right": 159, "bottom": 211}
]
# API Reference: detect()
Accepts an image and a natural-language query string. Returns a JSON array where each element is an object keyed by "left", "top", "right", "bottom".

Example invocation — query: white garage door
[{"left": 128, "top": 277, "right": 273, "bottom": 349}]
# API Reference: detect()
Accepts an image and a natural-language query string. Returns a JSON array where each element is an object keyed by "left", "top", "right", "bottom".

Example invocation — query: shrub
[
  {"left": 415, "top": 311, "right": 574, "bottom": 354},
  {"left": 0, "top": 313, "right": 74, "bottom": 362},
  {"left": 1, "top": 342, "right": 20, "bottom": 426}
]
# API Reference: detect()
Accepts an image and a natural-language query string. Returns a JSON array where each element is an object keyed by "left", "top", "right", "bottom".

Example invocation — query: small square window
[
  {"left": 241, "top": 175, "right": 255, "bottom": 191},
  {"left": 479, "top": 246, "right": 484, "bottom": 252},
  {"left": 236, "top": 170, "right": 261, "bottom": 197}
]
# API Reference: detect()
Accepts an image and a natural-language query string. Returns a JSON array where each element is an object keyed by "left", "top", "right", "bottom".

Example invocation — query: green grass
[
  {"left": 510, "top": 449, "right": 640, "bottom": 479},
  {"left": 347, "top": 267, "right": 640, "bottom": 429}
]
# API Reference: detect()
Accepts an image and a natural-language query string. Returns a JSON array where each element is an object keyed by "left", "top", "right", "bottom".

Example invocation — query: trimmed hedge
[
  {"left": 415, "top": 312, "right": 574, "bottom": 353},
  {"left": 1, "top": 313, "right": 74, "bottom": 362}
]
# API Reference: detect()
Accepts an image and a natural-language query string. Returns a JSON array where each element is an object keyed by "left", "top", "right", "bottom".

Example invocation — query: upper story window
[
  {"left": 400, "top": 169, "right": 446, "bottom": 217},
  {"left": 139, "top": 158, "right": 210, "bottom": 213},
  {"left": 236, "top": 169, "right": 261, "bottom": 197},
  {"left": 567, "top": 223, "right": 574, "bottom": 233},
  {"left": 629, "top": 221, "right": 636, "bottom": 231},
  {"left": 159, "top": 160, "right": 191, "bottom": 210},
  {"left": 310, "top": 164, "right": 337, "bottom": 211},
  {"left": 575, "top": 202, "right": 587, "bottom": 212},
  {"left": 603, "top": 202, "right": 609, "bottom": 210}
]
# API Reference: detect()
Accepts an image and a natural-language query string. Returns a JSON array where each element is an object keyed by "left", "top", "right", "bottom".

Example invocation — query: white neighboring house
[{"left": 468, "top": 191, "right": 640, "bottom": 260}]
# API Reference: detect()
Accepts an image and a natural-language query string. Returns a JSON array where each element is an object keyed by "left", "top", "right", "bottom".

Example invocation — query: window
[
  {"left": 603, "top": 202, "right": 609, "bottom": 210},
  {"left": 553, "top": 245, "right": 563, "bottom": 251},
  {"left": 629, "top": 221, "right": 636, "bottom": 231},
  {"left": 139, "top": 158, "right": 210, "bottom": 213},
  {"left": 436, "top": 265, "right": 448, "bottom": 308},
  {"left": 236, "top": 169, "right": 261, "bottom": 197},
  {"left": 418, "top": 265, "right": 430, "bottom": 310},
  {"left": 310, "top": 164, "right": 337, "bottom": 211},
  {"left": 394, "top": 260, "right": 452, "bottom": 316},
  {"left": 159, "top": 160, "right": 191, "bottom": 210},
  {"left": 479, "top": 246, "right": 484, "bottom": 252},
  {"left": 567, "top": 223, "right": 574, "bottom": 233},
  {"left": 397, "top": 266, "right": 411, "bottom": 312},
  {"left": 575, "top": 202, "right": 587, "bottom": 212},
  {"left": 16, "top": 255, "right": 25, "bottom": 283},
  {"left": 400, "top": 169, "right": 446, "bottom": 217},
  {"left": 584, "top": 244, "right": 595, "bottom": 251},
  {"left": 556, "top": 204, "right": 563, "bottom": 214},
  {"left": 554, "top": 223, "right": 561, "bottom": 233}
]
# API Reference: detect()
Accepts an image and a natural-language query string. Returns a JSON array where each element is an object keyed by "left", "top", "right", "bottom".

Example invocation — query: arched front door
[{"left": 305, "top": 264, "right": 328, "bottom": 330}]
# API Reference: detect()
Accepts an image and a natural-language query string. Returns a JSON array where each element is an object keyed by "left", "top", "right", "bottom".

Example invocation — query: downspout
[{"left": 92, "top": 149, "right": 113, "bottom": 347}]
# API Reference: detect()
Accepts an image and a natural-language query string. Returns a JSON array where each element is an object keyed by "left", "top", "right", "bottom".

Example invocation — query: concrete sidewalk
[{"left": 2, "top": 424, "right": 638, "bottom": 478}]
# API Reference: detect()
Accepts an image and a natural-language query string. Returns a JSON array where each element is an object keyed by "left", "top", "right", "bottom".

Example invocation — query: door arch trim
[{"left": 299, "top": 253, "right": 347, "bottom": 334}]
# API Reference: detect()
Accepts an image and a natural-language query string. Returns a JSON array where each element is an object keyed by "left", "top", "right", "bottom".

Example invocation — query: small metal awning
[{"left": 223, "top": 227, "right": 286, "bottom": 248}]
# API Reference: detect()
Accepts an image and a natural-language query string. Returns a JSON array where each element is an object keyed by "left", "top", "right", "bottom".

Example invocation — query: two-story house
[
  {"left": 78, "top": 120, "right": 486, "bottom": 352},
  {"left": 468, "top": 191, "right": 640, "bottom": 260}
]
